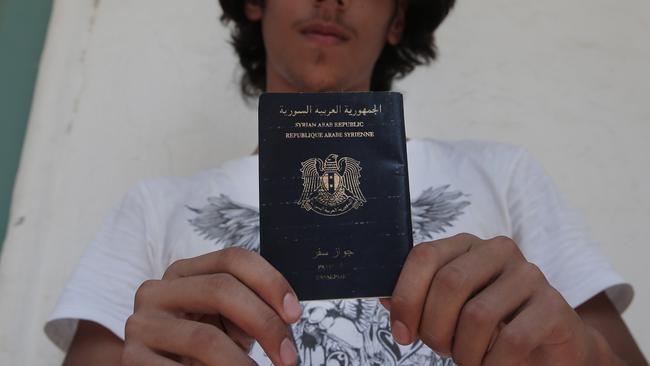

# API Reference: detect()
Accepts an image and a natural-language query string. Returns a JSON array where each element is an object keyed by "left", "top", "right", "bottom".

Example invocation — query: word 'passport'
[{"left": 259, "top": 92, "right": 412, "bottom": 301}]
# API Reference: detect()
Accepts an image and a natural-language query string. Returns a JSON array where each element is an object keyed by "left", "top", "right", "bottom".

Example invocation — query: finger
[
  {"left": 125, "top": 313, "right": 256, "bottom": 366},
  {"left": 488, "top": 322, "right": 506, "bottom": 351},
  {"left": 179, "top": 357, "right": 209, "bottom": 366},
  {"left": 195, "top": 313, "right": 250, "bottom": 355},
  {"left": 483, "top": 288, "right": 572, "bottom": 366},
  {"left": 163, "top": 248, "right": 302, "bottom": 323},
  {"left": 389, "top": 233, "right": 476, "bottom": 345},
  {"left": 121, "top": 343, "right": 184, "bottom": 366},
  {"left": 451, "top": 262, "right": 542, "bottom": 366},
  {"left": 222, "top": 317, "right": 256, "bottom": 353},
  {"left": 137, "top": 273, "right": 298, "bottom": 366},
  {"left": 420, "top": 236, "right": 520, "bottom": 356},
  {"left": 196, "top": 314, "right": 226, "bottom": 332}
]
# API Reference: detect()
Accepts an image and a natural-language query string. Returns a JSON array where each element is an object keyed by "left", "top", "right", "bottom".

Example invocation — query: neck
[{"left": 265, "top": 64, "right": 371, "bottom": 93}]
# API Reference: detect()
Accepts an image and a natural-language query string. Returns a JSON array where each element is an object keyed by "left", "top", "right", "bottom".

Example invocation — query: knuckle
[
  {"left": 409, "top": 243, "right": 437, "bottom": 266},
  {"left": 190, "top": 324, "right": 221, "bottom": 349},
  {"left": 462, "top": 299, "right": 493, "bottom": 328},
  {"left": 207, "top": 273, "right": 237, "bottom": 294},
  {"left": 453, "top": 232, "right": 478, "bottom": 244},
  {"left": 434, "top": 264, "right": 466, "bottom": 292},
  {"left": 258, "top": 308, "right": 286, "bottom": 339},
  {"left": 543, "top": 287, "right": 567, "bottom": 311},
  {"left": 492, "top": 235, "right": 513, "bottom": 245},
  {"left": 389, "top": 293, "right": 410, "bottom": 312},
  {"left": 220, "top": 246, "right": 250, "bottom": 261},
  {"left": 411, "top": 242, "right": 431, "bottom": 254},
  {"left": 120, "top": 344, "right": 140, "bottom": 366},
  {"left": 262, "top": 265, "right": 289, "bottom": 288},
  {"left": 135, "top": 280, "right": 158, "bottom": 299},
  {"left": 164, "top": 258, "right": 189, "bottom": 278},
  {"left": 134, "top": 280, "right": 161, "bottom": 308},
  {"left": 520, "top": 261, "right": 545, "bottom": 283},
  {"left": 492, "top": 235, "right": 518, "bottom": 254},
  {"left": 124, "top": 314, "right": 144, "bottom": 340},
  {"left": 419, "top": 329, "right": 448, "bottom": 355},
  {"left": 451, "top": 349, "right": 476, "bottom": 366},
  {"left": 500, "top": 326, "right": 531, "bottom": 353}
]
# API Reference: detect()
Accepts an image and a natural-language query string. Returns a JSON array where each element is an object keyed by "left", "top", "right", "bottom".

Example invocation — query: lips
[{"left": 299, "top": 20, "right": 352, "bottom": 45}]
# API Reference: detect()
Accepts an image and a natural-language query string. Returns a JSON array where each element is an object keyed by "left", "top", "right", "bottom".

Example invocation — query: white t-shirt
[{"left": 45, "top": 138, "right": 632, "bottom": 366}]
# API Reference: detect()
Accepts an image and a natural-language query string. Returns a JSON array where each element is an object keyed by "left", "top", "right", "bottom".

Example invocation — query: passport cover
[{"left": 258, "top": 92, "right": 412, "bottom": 301}]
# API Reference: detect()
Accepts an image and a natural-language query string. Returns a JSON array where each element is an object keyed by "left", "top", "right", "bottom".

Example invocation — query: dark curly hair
[{"left": 219, "top": 0, "right": 455, "bottom": 98}]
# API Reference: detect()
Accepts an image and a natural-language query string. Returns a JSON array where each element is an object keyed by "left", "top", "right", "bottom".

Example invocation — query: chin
[{"left": 296, "top": 72, "right": 366, "bottom": 93}]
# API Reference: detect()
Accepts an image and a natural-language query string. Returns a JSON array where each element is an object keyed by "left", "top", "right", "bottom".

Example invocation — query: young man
[{"left": 47, "top": 0, "right": 647, "bottom": 365}]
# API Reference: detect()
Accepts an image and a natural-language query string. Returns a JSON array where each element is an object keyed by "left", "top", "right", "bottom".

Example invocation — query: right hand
[{"left": 121, "top": 247, "right": 302, "bottom": 366}]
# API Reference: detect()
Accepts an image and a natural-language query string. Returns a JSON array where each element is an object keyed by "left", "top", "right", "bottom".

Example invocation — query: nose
[
  {"left": 313, "top": 0, "right": 349, "bottom": 23},
  {"left": 315, "top": 0, "right": 347, "bottom": 10}
]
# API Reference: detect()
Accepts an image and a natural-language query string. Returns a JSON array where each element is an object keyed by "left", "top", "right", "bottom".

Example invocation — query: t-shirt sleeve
[
  {"left": 507, "top": 148, "right": 633, "bottom": 312},
  {"left": 45, "top": 183, "right": 157, "bottom": 351}
]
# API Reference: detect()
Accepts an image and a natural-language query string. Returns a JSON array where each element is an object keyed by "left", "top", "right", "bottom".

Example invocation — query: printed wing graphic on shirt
[
  {"left": 187, "top": 195, "right": 260, "bottom": 252},
  {"left": 188, "top": 186, "right": 470, "bottom": 366},
  {"left": 411, "top": 185, "right": 471, "bottom": 244}
]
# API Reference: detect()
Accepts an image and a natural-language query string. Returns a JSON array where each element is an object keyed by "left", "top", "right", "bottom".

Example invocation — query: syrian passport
[{"left": 258, "top": 92, "right": 412, "bottom": 301}]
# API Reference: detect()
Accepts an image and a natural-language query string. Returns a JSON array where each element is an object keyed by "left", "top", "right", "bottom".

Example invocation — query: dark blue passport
[{"left": 258, "top": 92, "right": 412, "bottom": 301}]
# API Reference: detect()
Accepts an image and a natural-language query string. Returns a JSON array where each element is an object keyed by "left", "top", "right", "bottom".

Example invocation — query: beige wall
[{"left": 0, "top": 0, "right": 647, "bottom": 363}]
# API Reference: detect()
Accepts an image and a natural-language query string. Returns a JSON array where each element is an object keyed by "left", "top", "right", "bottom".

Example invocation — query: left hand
[{"left": 379, "top": 233, "right": 594, "bottom": 366}]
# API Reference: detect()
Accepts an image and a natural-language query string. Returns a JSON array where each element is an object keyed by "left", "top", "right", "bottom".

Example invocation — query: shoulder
[
  {"left": 408, "top": 137, "right": 533, "bottom": 174},
  {"left": 409, "top": 137, "right": 525, "bottom": 159},
  {"left": 124, "top": 154, "right": 259, "bottom": 221},
  {"left": 127, "top": 169, "right": 220, "bottom": 211}
]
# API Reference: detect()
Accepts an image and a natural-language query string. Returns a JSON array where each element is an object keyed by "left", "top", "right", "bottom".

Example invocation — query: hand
[
  {"left": 122, "top": 247, "right": 302, "bottom": 366},
  {"left": 380, "top": 233, "right": 596, "bottom": 366}
]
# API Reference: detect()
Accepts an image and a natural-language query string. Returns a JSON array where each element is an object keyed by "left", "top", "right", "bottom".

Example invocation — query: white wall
[{"left": 0, "top": 0, "right": 647, "bottom": 363}]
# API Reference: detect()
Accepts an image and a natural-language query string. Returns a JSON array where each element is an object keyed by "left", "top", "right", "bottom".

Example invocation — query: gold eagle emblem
[{"left": 298, "top": 154, "right": 366, "bottom": 216}]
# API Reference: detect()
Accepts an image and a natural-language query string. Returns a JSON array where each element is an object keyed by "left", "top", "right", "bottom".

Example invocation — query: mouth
[{"left": 299, "top": 20, "right": 352, "bottom": 46}]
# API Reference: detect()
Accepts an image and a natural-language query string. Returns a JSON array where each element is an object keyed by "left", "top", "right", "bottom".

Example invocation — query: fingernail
[
  {"left": 283, "top": 292, "right": 302, "bottom": 321},
  {"left": 280, "top": 337, "right": 298, "bottom": 365},
  {"left": 392, "top": 320, "right": 410, "bottom": 345}
]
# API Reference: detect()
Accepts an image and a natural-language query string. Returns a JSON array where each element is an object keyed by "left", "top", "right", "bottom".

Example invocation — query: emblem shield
[{"left": 298, "top": 154, "right": 366, "bottom": 216}]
